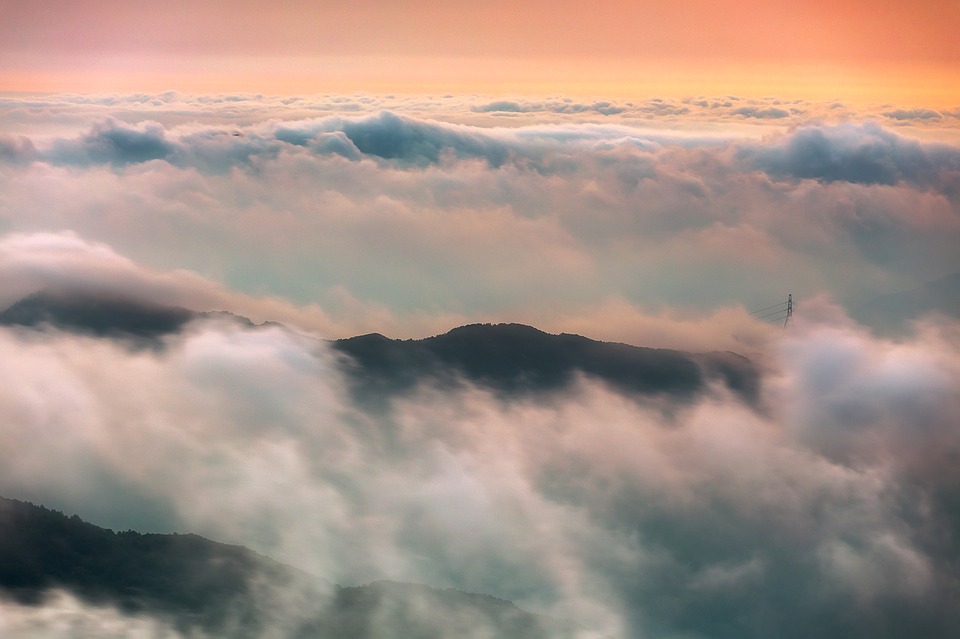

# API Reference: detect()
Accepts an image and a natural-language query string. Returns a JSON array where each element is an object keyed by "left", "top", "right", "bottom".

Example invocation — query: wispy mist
[{"left": 1, "top": 308, "right": 958, "bottom": 638}]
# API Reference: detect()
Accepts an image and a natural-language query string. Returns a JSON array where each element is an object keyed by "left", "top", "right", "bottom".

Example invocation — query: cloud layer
[
  {"left": 1, "top": 94, "right": 958, "bottom": 348},
  {"left": 0, "top": 311, "right": 959, "bottom": 638},
  {"left": 1, "top": 93, "right": 959, "bottom": 637}
]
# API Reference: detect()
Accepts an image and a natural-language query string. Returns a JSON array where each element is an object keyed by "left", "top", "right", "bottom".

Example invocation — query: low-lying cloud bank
[
  {"left": 3, "top": 92, "right": 958, "bottom": 131},
  {"left": 5, "top": 111, "right": 960, "bottom": 179},
  {"left": 1, "top": 107, "right": 958, "bottom": 337},
  {"left": 1, "top": 305, "right": 958, "bottom": 638}
]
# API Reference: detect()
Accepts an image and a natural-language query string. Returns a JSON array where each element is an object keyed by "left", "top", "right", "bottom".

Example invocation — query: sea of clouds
[
  {"left": 1, "top": 93, "right": 958, "bottom": 348},
  {"left": 1, "top": 308, "right": 959, "bottom": 638},
  {"left": 0, "top": 93, "right": 959, "bottom": 638}
]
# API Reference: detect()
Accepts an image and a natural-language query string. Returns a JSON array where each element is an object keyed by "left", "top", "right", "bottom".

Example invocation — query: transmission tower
[{"left": 750, "top": 294, "right": 795, "bottom": 327}]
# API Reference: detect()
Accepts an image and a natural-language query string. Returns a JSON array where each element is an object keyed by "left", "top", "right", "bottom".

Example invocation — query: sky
[
  {"left": 2, "top": 3, "right": 960, "bottom": 639},
  {"left": 2, "top": 1, "right": 960, "bottom": 103}
]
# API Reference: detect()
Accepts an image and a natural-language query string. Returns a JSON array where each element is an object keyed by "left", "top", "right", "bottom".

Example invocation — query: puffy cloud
[
  {"left": 472, "top": 100, "right": 627, "bottom": 116},
  {"left": 739, "top": 122, "right": 960, "bottom": 190},
  {"left": 1, "top": 114, "right": 958, "bottom": 340},
  {"left": 337, "top": 112, "right": 513, "bottom": 165},
  {"left": 0, "top": 135, "right": 38, "bottom": 164},
  {"left": 473, "top": 100, "right": 528, "bottom": 113},
  {"left": 0, "top": 231, "right": 350, "bottom": 337},
  {"left": 731, "top": 106, "right": 791, "bottom": 119},
  {"left": 12, "top": 106, "right": 960, "bottom": 197},
  {"left": 883, "top": 108, "right": 942, "bottom": 121},
  {"left": 48, "top": 119, "right": 175, "bottom": 166}
]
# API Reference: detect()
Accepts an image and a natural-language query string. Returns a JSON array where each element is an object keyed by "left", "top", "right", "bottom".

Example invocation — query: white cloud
[
  {"left": 1, "top": 311, "right": 959, "bottom": 638},
  {"left": 0, "top": 591, "right": 192, "bottom": 639},
  {"left": 0, "top": 92, "right": 959, "bottom": 637}
]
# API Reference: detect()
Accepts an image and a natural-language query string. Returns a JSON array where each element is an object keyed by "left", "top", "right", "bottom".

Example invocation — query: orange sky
[{"left": 2, "top": 1, "right": 958, "bottom": 104}]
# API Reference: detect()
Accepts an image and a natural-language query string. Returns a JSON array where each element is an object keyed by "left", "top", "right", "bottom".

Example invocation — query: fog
[
  {"left": 1, "top": 92, "right": 958, "bottom": 637},
  {"left": 1, "top": 307, "right": 958, "bottom": 638}
]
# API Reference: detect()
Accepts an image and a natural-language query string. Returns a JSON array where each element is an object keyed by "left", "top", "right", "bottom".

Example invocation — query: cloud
[
  {"left": 306, "top": 131, "right": 363, "bottom": 160},
  {"left": 14, "top": 107, "right": 959, "bottom": 192},
  {"left": 1, "top": 306, "right": 960, "bottom": 638},
  {"left": 0, "top": 99, "right": 958, "bottom": 344},
  {"left": 472, "top": 100, "right": 627, "bottom": 116},
  {"left": 1, "top": 91, "right": 960, "bottom": 638},
  {"left": 1, "top": 93, "right": 948, "bottom": 138},
  {"left": 730, "top": 106, "right": 791, "bottom": 119},
  {"left": 338, "top": 112, "right": 513, "bottom": 165},
  {"left": 25, "top": 112, "right": 521, "bottom": 170},
  {"left": 0, "top": 231, "right": 226, "bottom": 310},
  {"left": 0, "top": 225, "right": 792, "bottom": 355},
  {"left": 49, "top": 119, "right": 175, "bottom": 166},
  {"left": 740, "top": 122, "right": 960, "bottom": 188},
  {"left": 0, "top": 135, "right": 38, "bottom": 164},
  {"left": 0, "top": 590, "right": 192, "bottom": 639},
  {"left": 472, "top": 100, "right": 528, "bottom": 113},
  {"left": 883, "top": 108, "right": 942, "bottom": 121},
  {"left": 0, "top": 231, "right": 350, "bottom": 338}
]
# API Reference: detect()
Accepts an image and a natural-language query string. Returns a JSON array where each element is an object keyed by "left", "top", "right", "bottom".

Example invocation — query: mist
[
  {"left": 1, "top": 91, "right": 958, "bottom": 637},
  {"left": 1, "top": 307, "right": 958, "bottom": 638}
]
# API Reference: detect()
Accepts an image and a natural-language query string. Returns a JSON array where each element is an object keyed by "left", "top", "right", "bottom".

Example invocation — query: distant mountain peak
[
  {"left": 0, "top": 289, "right": 196, "bottom": 338},
  {"left": 0, "top": 289, "right": 760, "bottom": 403},
  {"left": 332, "top": 322, "right": 760, "bottom": 403},
  {"left": 0, "top": 289, "right": 256, "bottom": 340},
  {"left": 442, "top": 322, "right": 548, "bottom": 336}
]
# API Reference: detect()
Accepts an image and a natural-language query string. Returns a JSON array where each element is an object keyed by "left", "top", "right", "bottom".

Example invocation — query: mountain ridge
[
  {"left": 333, "top": 320, "right": 759, "bottom": 402},
  {"left": 0, "top": 495, "right": 583, "bottom": 638},
  {"left": 0, "top": 289, "right": 260, "bottom": 340},
  {"left": 0, "top": 289, "right": 760, "bottom": 402}
]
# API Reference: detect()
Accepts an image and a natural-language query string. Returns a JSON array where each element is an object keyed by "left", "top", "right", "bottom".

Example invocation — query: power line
[
  {"left": 748, "top": 294, "right": 795, "bottom": 328},
  {"left": 749, "top": 301, "right": 787, "bottom": 315},
  {"left": 755, "top": 308, "right": 789, "bottom": 320}
]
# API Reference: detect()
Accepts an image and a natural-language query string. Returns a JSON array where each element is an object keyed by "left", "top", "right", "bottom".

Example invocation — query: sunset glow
[{"left": 2, "top": 1, "right": 959, "bottom": 104}]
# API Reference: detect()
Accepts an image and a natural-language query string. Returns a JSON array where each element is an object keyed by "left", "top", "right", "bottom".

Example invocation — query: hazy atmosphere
[{"left": 1, "top": 2, "right": 959, "bottom": 638}]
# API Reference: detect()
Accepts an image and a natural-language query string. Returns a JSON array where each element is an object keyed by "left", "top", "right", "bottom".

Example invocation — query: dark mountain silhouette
[
  {"left": 0, "top": 289, "right": 259, "bottom": 342},
  {"left": 0, "top": 289, "right": 197, "bottom": 337},
  {"left": 331, "top": 323, "right": 759, "bottom": 403},
  {"left": 0, "top": 495, "right": 315, "bottom": 634},
  {"left": 0, "top": 496, "right": 581, "bottom": 638},
  {"left": 0, "top": 290, "right": 759, "bottom": 402}
]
